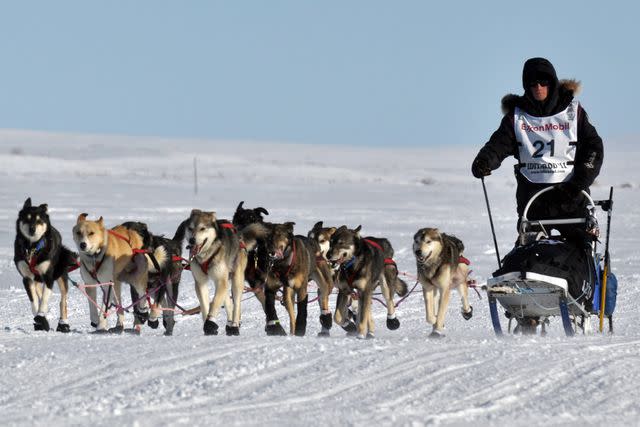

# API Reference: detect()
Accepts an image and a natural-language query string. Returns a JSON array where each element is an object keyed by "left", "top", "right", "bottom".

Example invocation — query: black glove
[
  {"left": 471, "top": 157, "right": 492, "bottom": 178},
  {"left": 556, "top": 181, "right": 585, "bottom": 213}
]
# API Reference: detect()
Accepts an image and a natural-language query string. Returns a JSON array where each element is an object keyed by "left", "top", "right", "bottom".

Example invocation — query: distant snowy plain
[{"left": 0, "top": 130, "right": 638, "bottom": 426}]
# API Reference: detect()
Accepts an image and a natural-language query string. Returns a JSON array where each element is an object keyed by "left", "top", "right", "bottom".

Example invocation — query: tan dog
[
  {"left": 173, "top": 210, "right": 248, "bottom": 336},
  {"left": 413, "top": 228, "right": 473, "bottom": 338},
  {"left": 73, "top": 214, "right": 149, "bottom": 332}
]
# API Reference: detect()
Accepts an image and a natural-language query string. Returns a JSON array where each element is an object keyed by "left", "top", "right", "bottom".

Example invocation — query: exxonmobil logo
[{"left": 521, "top": 122, "right": 570, "bottom": 132}]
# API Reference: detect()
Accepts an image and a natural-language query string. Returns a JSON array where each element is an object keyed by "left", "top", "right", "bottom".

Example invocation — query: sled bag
[{"left": 494, "top": 240, "right": 595, "bottom": 302}]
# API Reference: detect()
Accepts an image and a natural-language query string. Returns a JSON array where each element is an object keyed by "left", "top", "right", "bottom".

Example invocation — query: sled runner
[{"left": 485, "top": 186, "right": 616, "bottom": 336}]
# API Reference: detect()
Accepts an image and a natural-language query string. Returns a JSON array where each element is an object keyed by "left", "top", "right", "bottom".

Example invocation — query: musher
[{"left": 471, "top": 57, "right": 604, "bottom": 239}]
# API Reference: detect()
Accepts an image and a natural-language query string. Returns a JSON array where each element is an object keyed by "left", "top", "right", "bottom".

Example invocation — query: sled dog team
[{"left": 14, "top": 198, "right": 473, "bottom": 338}]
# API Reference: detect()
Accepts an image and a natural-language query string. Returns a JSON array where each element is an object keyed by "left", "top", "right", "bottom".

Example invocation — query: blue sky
[{"left": 0, "top": 1, "right": 638, "bottom": 147}]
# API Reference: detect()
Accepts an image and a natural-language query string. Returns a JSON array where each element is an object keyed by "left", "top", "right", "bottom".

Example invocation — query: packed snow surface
[{"left": 0, "top": 130, "right": 638, "bottom": 426}]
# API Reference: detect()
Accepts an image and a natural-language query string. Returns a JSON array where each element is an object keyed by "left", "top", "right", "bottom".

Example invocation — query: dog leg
[
  {"left": 295, "top": 288, "right": 308, "bottom": 337},
  {"left": 283, "top": 286, "right": 296, "bottom": 335},
  {"left": 162, "top": 278, "right": 178, "bottom": 336},
  {"left": 227, "top": 266, "right": 244, "bottom": 336},
  {"left": 22, "top": 277, "right": 40, "bottom": 316},
  {"left": 422, "top": 285, "right": 437, "bottom": 325},
  {"left": 335, "top": 290, "right": 356, "bottom": 335},
  {"left": 108, "top": 281, "right": 124, "bottom": 334},
  {"left": 432, "top": 282, "right": 451, "bottom": 336},
  {"left": 356, "top": 288, "right": 372, "bottom": 339},
  {"left": 84, "top": 283, "right": 101, "bottom": 329},
  {"left": 194, "top": 279, "right": 210, "bottom": 321},
  {"left": 33, "top": 282, "right": 53, "bottom": 331},
  {"left": 208, "top": 272, "right": 229, "bottom": 323},
  {"left": 313, "top": 267, "right": 333, "bottom": 336},
  {"left": 264, "top": 288, "right": 286, "bottom": 336},
  {"left": 380, "top": 275, "right": 400, "bottom": 330},
  {"left": 56, "top": 276, "right": 70, "bottom": 332},
  {"left": 459, "top": 279, "right": 473, "bottom": 320}
]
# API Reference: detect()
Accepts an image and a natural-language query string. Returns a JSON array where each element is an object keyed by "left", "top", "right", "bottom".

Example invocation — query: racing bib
[{"left": 514, "top": 100, "right": 578, "bottom": 184}]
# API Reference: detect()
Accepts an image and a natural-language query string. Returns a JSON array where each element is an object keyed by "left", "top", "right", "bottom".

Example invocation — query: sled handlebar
[{"left": 521, "top": 186, "right": 596, "bottom": 223}]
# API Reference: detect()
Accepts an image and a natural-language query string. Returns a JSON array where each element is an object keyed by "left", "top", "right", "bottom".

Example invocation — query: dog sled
[{"left": 483, "top": 185, "right": 617, "bottom": 336}]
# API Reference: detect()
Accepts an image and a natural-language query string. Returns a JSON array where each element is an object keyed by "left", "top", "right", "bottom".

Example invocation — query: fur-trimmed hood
[{"left": 501, "top": 79, "right": 582, "bottom": 115}]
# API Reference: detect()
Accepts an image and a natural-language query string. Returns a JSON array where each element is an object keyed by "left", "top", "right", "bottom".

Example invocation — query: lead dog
[
  {"left": 173, "top": 209, "right": 248, "bottom": 336},
  {"left": 73, "top": 214, "right": 150, "bottom": 332},
  {"left": 326, "top": 225, "right": 388, "bottom": 339},
  {"left": 14, "top": 198, "right": 77, "bottom": 332},
  {"left": 413, "top": 228, "right": 473, "bottom": 338}
]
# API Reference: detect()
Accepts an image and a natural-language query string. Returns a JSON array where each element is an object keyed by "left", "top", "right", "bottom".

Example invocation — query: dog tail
[
  {"left": 55, "top": 245, "right": 79, "bottom": 278},
  {"left": 383, "top": 264, "right": 409, "bottom": 297},
  {"left": 147, "top": 245, "right": 168, "bottom": 274},
  {"left": 172, "top": 219, "right": 189, "bottom": 245},
  {"left": 239, "top": 222, "right": 270, "bottom": 252},
  {"left": 393, "top": 274, "right": 409, "bottom": 297}
]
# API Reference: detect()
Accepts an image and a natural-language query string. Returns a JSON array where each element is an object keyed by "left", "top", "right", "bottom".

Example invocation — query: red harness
[
  {"left": 458, "top": 256, "right": 471, "bottom": 265},
  {"left": 342, "top": 239, "right": 398, "bottom": 286}
]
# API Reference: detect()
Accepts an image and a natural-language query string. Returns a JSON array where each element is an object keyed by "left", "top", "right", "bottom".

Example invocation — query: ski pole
[
  {"left": 599, "top": 186, "right": 614, "bottom": 333},
  {"left": 481, "top": 177, "right": 501, "bottom": 269}
]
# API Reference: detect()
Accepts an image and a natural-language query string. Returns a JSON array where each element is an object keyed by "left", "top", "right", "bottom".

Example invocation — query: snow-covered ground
[{"left": 1, "top": 129, "right": 639, "bottom": 426}]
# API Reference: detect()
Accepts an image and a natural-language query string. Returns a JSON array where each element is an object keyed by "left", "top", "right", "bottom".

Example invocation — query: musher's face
[{"left": 529, "top": 81, "right": 549, "bottom": 102}]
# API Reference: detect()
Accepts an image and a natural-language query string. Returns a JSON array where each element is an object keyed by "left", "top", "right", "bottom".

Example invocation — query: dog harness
[
  {"left": 340, "top": 239, "right": 398, "bottom": 286},
  {"left": 26, "top": 238, "right": 46, "bottom": 277}
]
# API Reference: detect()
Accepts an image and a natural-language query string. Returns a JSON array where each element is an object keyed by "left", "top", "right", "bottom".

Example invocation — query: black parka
[{"left": 473, "top": 58, "right": 604, "bottom": 217}]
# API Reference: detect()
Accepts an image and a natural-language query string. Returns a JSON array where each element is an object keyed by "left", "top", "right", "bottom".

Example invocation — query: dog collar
[{"left": 342, "top": 256, "right": 356, "bottom": 270}]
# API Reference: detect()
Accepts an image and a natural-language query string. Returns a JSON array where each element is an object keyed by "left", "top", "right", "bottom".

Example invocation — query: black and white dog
[{"left": 14, "top": 198, "right": 78, "bottom": 332}]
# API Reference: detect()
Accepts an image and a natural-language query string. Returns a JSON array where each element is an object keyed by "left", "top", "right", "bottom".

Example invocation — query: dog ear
[
  {"left": 190, "top": 209, "right": 202, "bottom": 217},
  {"left": 284, "top": 221, "right": 295, "bottom": 234},
  {"left": 354, "top": 224, "right": 362, "bottom": 233},
  {"left": 308, "top": 231, "right": 315, "bottom": 239},
  {"left": 312, "top": 221, "right": 323, "bottom": 230},
  {"left": 236, "top": 201, "right": 244, "bottom": 211},
  {"left": 255, "top": 207, "right": 269, "bottom": 216},
  {"left": 328, "top": 227, "right": 336, "bottom": 236},
  {"left": 23, "top": 198, "right": 32, "bottom": 209},
  {"left": 38, "top": 203, "right": 48, "bottom": 213},
  {"left": 77, "top": 213, "right": 88, "bottom": 223},
  {"left": 335, "top": 225, "right": 347, "bottom": 233},
  {"left": 98, "top": 217, "right": 104, "bottom": 226},
  {"left": 209, "top": 211, "right": 217, "bottom": 223}
]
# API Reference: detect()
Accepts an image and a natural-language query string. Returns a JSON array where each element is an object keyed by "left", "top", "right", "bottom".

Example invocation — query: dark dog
[
  {"left": 232, "top": 201, "right": 270, "bottom": 305},
  {"left": 14, "top": 198, "right": 77, "bottom": 332},
  {"left": 122, "top": 222, "right": 184, "bottom": 336}
]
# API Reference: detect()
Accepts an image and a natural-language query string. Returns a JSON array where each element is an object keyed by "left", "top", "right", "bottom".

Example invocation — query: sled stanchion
[
  {"left": 481, "top": 177, "right": 501, "bottom": 269},
  {"left": 559, "top": 296, "right": 574, "bottom": 337},
  {"left": 599, "top": 186, "right": 614, "bottom": 333},
  {"left": 488, "top": 295, "right": 503, "bottom": 336}
]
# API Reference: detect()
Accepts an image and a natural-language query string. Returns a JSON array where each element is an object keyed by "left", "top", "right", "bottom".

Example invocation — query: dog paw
[
  {"left": 56, "top": 322, "right": 71, "bottom": 333},
  {"left": 225, "top": 325, "right": 240, "bottom": 336},
  {"left": 265, "top": 322, "right": 287, "bottom": 336},
  {"left": 341, "top": 321, "right": 358, "bottom": 336},
  {"left": 317, "top": 329, "right": 330, "bottom": 338},
  {"left": 462, "top": 306, "right": 473, "bottom": 320},
  {"left": 319, "top": 313, "right": 332, "bottom": 330},
  {"left": 203, "top": 319, "right": 219, "bottom": 336},
  {"left": 147, "top": 319, "right": 160, "bottom": 329},
  {"left": 429, "top": 330, "right": 445, "bottom": 339},
  {"left": 33, "top": 315, "right": 50, "bottom": 332},
  {"left": 90, "top": 321, "right": 98, "bottom": 328},
  {"left": 163, "top": 330, "right": 173, "bottom": 337},
  {"left": 134, "top": 311, "right": 149, "bottom": 325},
  {"left": 366, "top": 332, "right": 375, "bottom": 340},
  {"left": 109, "top": 325, "right": 124, "bottom": 334},
  {"left": 386, "top": 317, "right": 400, "bottom": 330}
]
